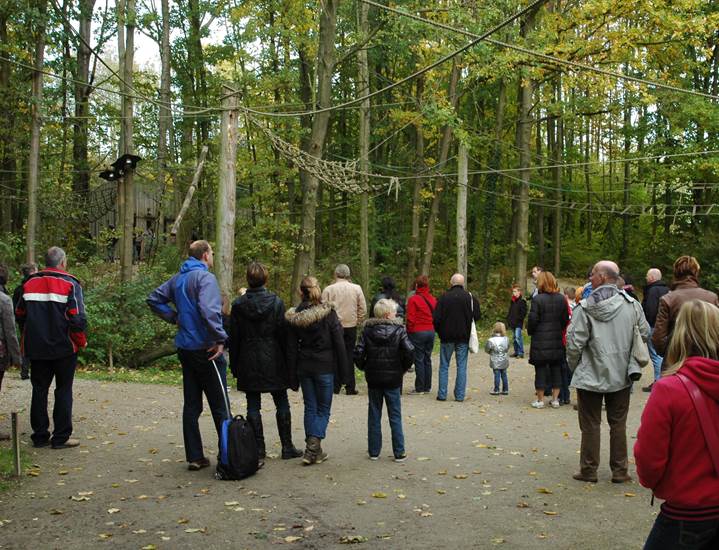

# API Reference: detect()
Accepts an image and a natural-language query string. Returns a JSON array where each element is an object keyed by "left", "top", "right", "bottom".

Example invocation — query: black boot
[
  {"left": 20, "top": 360, "right": 30, "bottom": 380},
  {"left": 247, "top": 414, "right": 266, "bottom": 459},
  {"left": 276, "top": 411, "right": 302, "bottom": 459}
]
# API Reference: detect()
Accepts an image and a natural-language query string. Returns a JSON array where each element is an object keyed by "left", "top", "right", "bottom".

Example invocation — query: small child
[
  {"left": 354, "top": 299, "right": 414, "bottom": 462},
  {"left": 485, "top": 322, "right": 510, "bottom": 395}
]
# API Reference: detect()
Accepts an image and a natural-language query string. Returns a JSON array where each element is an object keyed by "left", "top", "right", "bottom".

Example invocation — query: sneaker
[
  {"left": 394, "top": 454, "right": 407, "bottom": 463},
  {"left": 51, "top": 438, "right": 81, "bottom": 449},
  {"left": 551, "top": 400, "right": 560, "bottom": 409},
  {"left": 188, "top": 457, "right": 210, "bottom": 471},
  {"left": 517, "top": 354, "right": 524, "bottom": 359},
  {"left": 489, "top": 390, "right": 500, "bottom": 395},
  {"left": 509, "top": 352, "right": 518, "bottom": 358},
  {"left": 501, "top": 391, "right": 509, "bottom": 395},
  {"left": 369, "top": 455, "right": 380, "bottom": 461},
  {"left": 408, "top": 390, "right": 424, "bottom": 395},
  {"left": 531, "top": 401, "right": 545, "bottom": 409},
  {"left": 642, "top": 384, "right": 654, "bottom": 393},
  {"left": 436, "top": 396, "right": 446, "bottom": 402},
  {"left": 345, "top": 389, "right": 359, "bottom": 396}
]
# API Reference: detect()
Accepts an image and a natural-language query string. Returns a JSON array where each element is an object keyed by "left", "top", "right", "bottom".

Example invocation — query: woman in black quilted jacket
[
  {"left": 527, "top": 271, "right": 569, "bottom": 409},
  {"left": 354, "top": 299, "right": 414, "bottom": 462},
  {"left": 229, "top": 262, "right": 302, "bottom": 461}
]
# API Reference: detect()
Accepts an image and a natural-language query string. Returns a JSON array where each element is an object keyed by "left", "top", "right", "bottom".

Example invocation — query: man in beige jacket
[{"left": 322, "top": 264, "right": 367, "bottom": 395}]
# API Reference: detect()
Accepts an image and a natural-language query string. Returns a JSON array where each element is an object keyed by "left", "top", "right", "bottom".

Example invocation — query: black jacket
[
  {"left": 285, "top": 302, "right": 349, "bottom": 386},
  {"left": 642, "top": 280, "right": 669, "bottom": 327},
  {"left": 433, "top": 286, "right": 481, "bottom": 344},
  {"left": 370, "top": 292, "right": 406, "bottom": 319},
  {"left": 506, "top": 297, "right": 528, "bottom": 329},
  {"left": 527, "top": 292, "right": 569, "bottom": 365},
  {"left": 354, "top": 318, "right": 414, "bottom": 389},
  {"left": 229, "top": 287, "right": 289, "bottom": 393}
]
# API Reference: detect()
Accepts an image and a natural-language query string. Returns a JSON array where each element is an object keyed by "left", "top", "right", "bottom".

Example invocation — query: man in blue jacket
[{"left": 147, "top": 240, "right": 228, "bottom": 471}]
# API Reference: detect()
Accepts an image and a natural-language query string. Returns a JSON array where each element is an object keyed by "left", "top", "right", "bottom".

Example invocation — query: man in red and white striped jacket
[{"left": 15, "top": 246, "right": 87, "bottom": 449}]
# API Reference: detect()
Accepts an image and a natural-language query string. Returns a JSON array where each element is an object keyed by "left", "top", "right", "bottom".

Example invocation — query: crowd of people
[{"left": 2, "top": 245, "right": 719, "bottom": 547}]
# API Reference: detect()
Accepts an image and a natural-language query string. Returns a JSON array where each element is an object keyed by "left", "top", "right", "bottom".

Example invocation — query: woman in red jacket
[
  {"left": 405, "top": 275, "right": 437, "bottom": 394},
  {"left": 635, "top": 299, "right": 719, "bottom": 549}
]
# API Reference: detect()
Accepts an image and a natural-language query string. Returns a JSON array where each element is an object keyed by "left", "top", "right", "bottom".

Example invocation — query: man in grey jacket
[{"left": 566, "top": 260, "right": 649, "bottom": 484}]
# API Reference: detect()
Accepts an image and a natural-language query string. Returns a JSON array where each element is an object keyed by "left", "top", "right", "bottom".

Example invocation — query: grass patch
[
  {"left": 76, "top": 366, "right": 183, "bottom": 386},
  {"left": 0, "top": 445, "right": 30, "bottom": 491}
]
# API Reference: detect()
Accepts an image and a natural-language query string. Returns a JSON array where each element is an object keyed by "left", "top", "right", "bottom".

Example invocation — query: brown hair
[
  {"left": 189, "top": 240, "right": 211, "bottom": 260},
  {"left": 536, "top": 271, "right": 559, "bottom": 294},
  {"left": 664, "top": 300, "right": 719, "bottom": 375},
  {"left": 246, "top": 261, "right": 268, "bottom": 288},
  {"left": 414, "top": 275, "right": 429, "bottom": 289},
  {"left": 574, "top": 286, "right": 584, "bottom": 304},
  {"left": 492, "top": 321, "right": 506, "bottom": 336},
  {"left": 511, "top": 284, "right": 521, "bottom": 291},
  {"left": 300, "top": 276, "right": 322, "bottom": 305},
  {"left": 673, "top": 255, "right": 701, "bottom": 281}
]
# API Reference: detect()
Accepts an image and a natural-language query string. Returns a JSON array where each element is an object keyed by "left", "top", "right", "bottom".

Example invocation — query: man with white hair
[
  {"left": 432, "top": 273, "right": 481, "bottom": 402},
  {"left": 641, "top": 268, "right": 669, "bottom": 392},
  {"left": 322, "top": 264, "right": 367, "bottom": 395},
  {"left": 15, "top": 247, "right": 87, "bottom": 449},
  {"left": 567, "top": 260, "right": 649, "bottom": 483}
]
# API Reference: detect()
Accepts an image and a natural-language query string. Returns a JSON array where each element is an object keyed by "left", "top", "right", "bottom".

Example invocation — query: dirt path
[{"left": 0, "top": 352, "right": 656, "bottom": 549}]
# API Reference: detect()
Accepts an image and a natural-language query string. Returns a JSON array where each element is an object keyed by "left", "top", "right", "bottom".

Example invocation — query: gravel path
[{"left": 0, "top": 352, "right": 656, "bottom": 549}]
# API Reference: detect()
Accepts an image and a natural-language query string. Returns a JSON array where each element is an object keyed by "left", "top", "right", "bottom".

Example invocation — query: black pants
[
  {"left": 30, "top": 354, "right": 77, "bottom": 446},
  {"left": 178, "top": 349, "right": 228, "bottom": 463},
  {"left": 534, "top": 362, "right": 561, "bottom": 390},
  {"left": 644, "top": 512, "right": 719, "bottom": 550},
  {"left": 335, "top": 327, "right": 357, "bottom": 393}
]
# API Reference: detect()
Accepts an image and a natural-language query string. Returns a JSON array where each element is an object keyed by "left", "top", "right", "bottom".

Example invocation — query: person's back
[
  {"left": 322, "top": 278, "right": 366, "bottom": 328},
  {"left": 355, "top": 318, "right": 413, "bottom": 389},
  {"left": 285, "top": 301, "right": 346, "bottom": 377},
  {"left": 485, "top": 334, "right": 509, "bottom": 371},
  {"left": 434, "top": 285, "right": 480, "bottom": 344}
]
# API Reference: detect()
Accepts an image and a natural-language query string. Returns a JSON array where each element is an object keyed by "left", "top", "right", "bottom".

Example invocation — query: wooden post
[
  {"left": 170, "top": 145, "right": 209, "bottom": 238},
  {"left": 215, "top": 86, "right": 239, "bottom": 298},
  {"left": 11, "top": 412, "right": 21, "bottom": 476},
  {"left": 457, "top": 143, "right": 468, "bottom": 277}
]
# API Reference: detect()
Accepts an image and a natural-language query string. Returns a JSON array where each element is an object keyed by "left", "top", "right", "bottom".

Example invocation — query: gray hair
[
  {"left": 334, "top": 264, "right": 351, "bottom": 279},
  {"left": 594, "top": 260, "right": 619, "bottom": 283},
  {"left": 647, "top": 268, "right": 662, "bottom": 283},
  {"left": 450, "top": 273, "right": 465, "bottom": 287},
  {"left": 373, "top": 298, "right": 398, "bottom": 318},
  {"left": 45, "top": 246, "right": 67, "bottom": 268}
]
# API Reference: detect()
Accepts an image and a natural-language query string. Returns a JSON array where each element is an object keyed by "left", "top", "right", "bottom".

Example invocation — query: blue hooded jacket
[{"left": 147, "top": 257, "right": 228, "bottom": 350}]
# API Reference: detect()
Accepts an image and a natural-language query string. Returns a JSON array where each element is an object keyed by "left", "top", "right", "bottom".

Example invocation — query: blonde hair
[
  {"left": 664, "top": 300, "right": 719, "bottom": 375},
  {"left": 373, "top": 298, "right": 398, "bottom": 318},
  {"left": 536, "top": 271, "right": 560, "bottom": 294},
  {"left": 300, "top": 276, "right": 322, "bottom": 305},
  {"left": 492, "top": 322, "right": 506, "bottom": 336}
]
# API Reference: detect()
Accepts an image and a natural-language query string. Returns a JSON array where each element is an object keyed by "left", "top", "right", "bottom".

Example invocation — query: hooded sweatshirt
[
  {"left": 147, "top": 257, "right": 227, "bottom": 350},
  {"left": 566, "top": 284, "right": 649, "bottom": 393},
  {"left": 634, "top": 356, "right": 719, "bottom": 521}
]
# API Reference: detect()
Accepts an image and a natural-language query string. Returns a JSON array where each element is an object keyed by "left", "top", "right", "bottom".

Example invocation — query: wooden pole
[
  {"left": 11, "top": 412, "right": 21, "bottom": 476},
  {"left": 170, "top": 145, "right": 208, "bottom": 238},
  {"left": 457, "top": 143, "right": 468, "bottom": 277},
  {"left": 215, "top": 86, "right": 239, "bottom": 298}
]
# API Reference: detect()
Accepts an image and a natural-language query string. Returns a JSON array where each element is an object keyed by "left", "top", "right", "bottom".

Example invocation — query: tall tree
[
  {"left": 357, "top": 0, "right": 370, "bottom": 296},
  {"left": 72, "top": 0, "right": 96, "bottom": 197}
]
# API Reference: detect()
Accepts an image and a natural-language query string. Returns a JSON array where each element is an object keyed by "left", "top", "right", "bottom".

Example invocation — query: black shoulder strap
[{"left": 419, "top": 294, "right": 435, "bottom": 313}]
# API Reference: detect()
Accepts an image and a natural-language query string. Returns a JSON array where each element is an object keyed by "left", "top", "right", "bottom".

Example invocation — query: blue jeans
[
  {"left": 492, "top": 369, "right": 508, "bottom": 392},
  {"left": 367, "top": 387, "right": 405, "bottom": 458},
  {"left": 648, "top": 326, "right": 663, "bottom": 381},
  {"left": 438, "top": 342, "right": 469, "bottom": 401},
  {"left": 178, "top": 350, "right": 228, "bottom": 462},
  {"left": 559, "top": 358, "right": 572, "bottom": 402},
  {"left": 512, "top": 327, "right": 524, "bottom": 356},
  {"left": 300, "top": 373, "right": 334, "bottom": 439},
  {"left": 644, "top": 512, "right": 719, "bottom": 550},
  {"left": 409, "top": 331, "right": 434, "bottom": 392},
  {"left": 246, "top": 390, "right": 291, "bottom": 415}
]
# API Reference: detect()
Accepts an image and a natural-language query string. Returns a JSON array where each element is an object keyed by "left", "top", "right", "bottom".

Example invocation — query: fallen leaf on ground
[
  {"left": 339, "top": 535, "right": 368, "bottom": 544},
  {"left": 537, "top": 488, "right": 553, "bottom": 494},
  {"left": 177, "top": 518, "right": 189, "bottom": 524},
  {"left": 516, "top": 502, "right": 529, "bottom": 508},
  {"left": 284, "top": 536, "right": 302, "bottom": 543},
  {"left": 141, "top": 546, "right": 156, "bottom": 550},
  {"left": 70, "top": 496, "right": 90, "bottom": 502},
  {"left": 624, "top": 493, "right": 636, "bottom": 498},
  {"left": 454, "top": 474, "right": 468, "bottom": 479},
  {"left": 416, "top": 457, "right": 431, "bottom": 461},
  {"left": 184, "top": 527, "right": 207, "bottom": 533},
  {"left": 107, "top": 508, "right": 120, "bottom": 514},
  {"left": 437, "top": 489, "right": 446, "bottom": 495},
  {"left": 224, "top": 501, "right": 240, "bottom": 506},
  {"left": 132, "top": 530, "right": 147, "bottom": 534},
  {"left": 491, "top": 538, "right": 506, "bottom": 544},
  {"left": 543, "top": 511, "right": 558, "bottom": 516},
  {"left": 98, "top": 533, "right": 112, "bottom": 539},
  {"left": 371, "top": 492, "right": 387, "bottom": 498}
]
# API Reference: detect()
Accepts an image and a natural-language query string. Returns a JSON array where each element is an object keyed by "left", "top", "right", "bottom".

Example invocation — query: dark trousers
[
  {"left": 559, "top": 358, "right": 572, "bottom": 403},
  {"left": 534, "top": 362, "right": 561, "bottom": 390},
  {"left": 30, "top": 354, "right": 77, "bottom": 446},
  {"left": 178, "top": 349, "right": 228, "bottom": 463},
  {"left": 576, "top": 387, "right": 631, "bottom": 478},
  {"left": 409, "top": 330, "right": 434, "bottom": 392},
  {"left": 246, "top": 390, "right": 291, "bottom": 415},
  {"left": 644, "top": 513, "right": 719, "bottom": 550},
  {"left": 336, "top": 327, "right": 357, "bottom": 393}
]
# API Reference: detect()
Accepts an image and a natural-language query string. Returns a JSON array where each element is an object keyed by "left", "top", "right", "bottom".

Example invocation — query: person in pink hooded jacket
[{"left": 635, "top": 299, "right": 719, "bottom": 549}]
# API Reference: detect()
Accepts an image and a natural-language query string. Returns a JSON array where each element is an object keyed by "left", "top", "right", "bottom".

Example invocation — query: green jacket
[{"left": 567, "top": 285, "right": 649, "bottom": 393}]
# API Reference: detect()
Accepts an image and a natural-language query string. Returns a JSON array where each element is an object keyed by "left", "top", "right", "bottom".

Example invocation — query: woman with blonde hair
[
  {"left": 527, "top": 271, "right": 569, "bottom": 409},
  {"left": 285, "top": 276, "right": 348, "bottom": 465},
  {"left": 635, "top": 300, "right": 719, "bottom": 548}
]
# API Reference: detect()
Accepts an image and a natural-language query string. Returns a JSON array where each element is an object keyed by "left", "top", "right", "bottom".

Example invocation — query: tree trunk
[
  {"left": 72, "top": 0, "right": 96, "bottom": 198},
  {"left": 406, "top": 77, "right": 425, "bottom": 292},
  {"left": 0, "top": 8, "right": 15, "bottom": 233},
  {"left": 119, "top": 0, "right": 136, "bottom": 283},
  {"left": 552, "top": 80, "right": 562, "bottom": 275},
  {"left": 420, "top": 60, "right": 460, "bottom": 276},
  {"left": 170, "top": 145, "right": 208, "bottom": 237},
  {"left": 215, "top": 87, "right": 239, "bottom": 298},
  {"left": 26, "top": 0, "right": 48, "bottom": 264},
  {"left": 290, "top": 0, "right": 338, "bottom": 299},
  {"left": 621, "top": 97, "right": 631, "bottom": 263},
  {"left": 514, "top": 8, "right": 538, "bottom": 292},
  {"left": 157, "top": 0, "right": 172, "bottom": 233},
  {"left": 456, "top": 143, "right": 468, "bottom": 276},
  {"left": 357, "top": 0, "right": 370, "bottom": 297}
]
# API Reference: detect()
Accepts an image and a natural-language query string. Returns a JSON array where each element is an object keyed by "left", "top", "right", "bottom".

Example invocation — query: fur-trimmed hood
[
  {"left": 285, "top": 302, "right": 336, "bottom": 328},
  {"left": 362, "top": 317, "right": 404, "bottom": 328}
]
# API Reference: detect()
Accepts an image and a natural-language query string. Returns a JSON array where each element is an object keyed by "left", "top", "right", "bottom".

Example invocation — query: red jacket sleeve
[{"left": 634, "top": 381, "right": 673, "bottom": 490}]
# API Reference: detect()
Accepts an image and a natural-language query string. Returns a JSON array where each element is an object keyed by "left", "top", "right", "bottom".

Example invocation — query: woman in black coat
[
  {"left": 527, "top": 271, "right": 569, "bottom": 409},
  {"left": 229, "top": 262, "right": 302, "bottom": 460}
]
